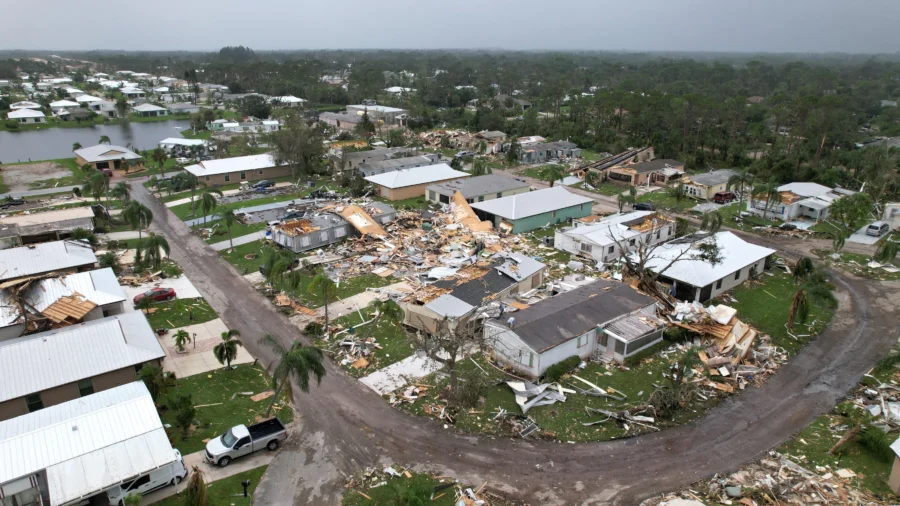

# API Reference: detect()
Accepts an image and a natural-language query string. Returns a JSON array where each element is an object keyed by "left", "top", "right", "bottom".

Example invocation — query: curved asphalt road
[{"left": 133, "top": 183, "right": 900, "bottom": 505}]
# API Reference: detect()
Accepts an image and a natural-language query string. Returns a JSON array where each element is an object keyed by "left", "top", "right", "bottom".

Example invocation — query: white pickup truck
[{"left": 205, "top": 418, "right": 287, "bottom": 467}]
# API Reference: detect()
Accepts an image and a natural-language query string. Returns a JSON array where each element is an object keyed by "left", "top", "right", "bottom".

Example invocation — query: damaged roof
[
  {"left": 427, "top": 174, "right": 530, "bottom": 199},
  {"left": 499, "top": 280, "right": 657, "bottom": 353},
  {"left": 0, "top": 240, "right": 97, "bottom": 282},
  {"left": 431, "top": 253, "right": 545, "bottom": 310}
]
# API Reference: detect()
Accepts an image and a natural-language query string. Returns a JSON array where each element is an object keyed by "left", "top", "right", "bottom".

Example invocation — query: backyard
[{"left": 1, "top": 158, "right": 85, "bottom": 191}]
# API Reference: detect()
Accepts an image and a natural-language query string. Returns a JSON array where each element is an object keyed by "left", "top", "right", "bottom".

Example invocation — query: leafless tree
[{"left": 407, "top": 312, "right": 487, "bottom": 391}]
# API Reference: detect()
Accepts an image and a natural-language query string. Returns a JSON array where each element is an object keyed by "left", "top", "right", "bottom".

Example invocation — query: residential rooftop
[
  {"left": 365, "top": 163, "right": 468, "bottom": 189},
  {"left": 0, "top": 240, "right": 96, "bottom": 282},
  {"left": 74, "top": 144, "right": 142, "bottom": 163},
  {"left": 184, "top": 153, "right": 284, "bottom": 177},
  {"left": 427, "top": 174, "right": 531, "bottom": 199},
  {"left": 470, "top": 186, "right": 593, "bottom": 220}
]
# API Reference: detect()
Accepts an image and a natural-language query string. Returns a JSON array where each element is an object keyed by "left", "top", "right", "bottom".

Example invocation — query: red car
[
  {"left": 713, "top": 191, "right": 737, "bottom": 204},
  {"left": 133, "top": 287, "right": 176, "bottom": 304}
]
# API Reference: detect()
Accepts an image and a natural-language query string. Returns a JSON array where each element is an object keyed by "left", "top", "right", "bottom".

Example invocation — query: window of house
[
  {"left": 580, "top": 243, "right": 592, "bottom": 252},
  {"left": 629, "top": 239, "right": 635, "bottom": 245},
  {"left": 734, "top": 270, "right": 741, "bottom": 280},
  {"left": 551, "top": 210, "right": 557, "bottom": 219},
  {"left": 258, "top": 169, "right": 263, "bottom": 174},
  {"left": 224, "top": 174, "right": 230, "bottom": 182},
  {"left": 78, "top": 378, "right": 94, "bottom": 397},
  {"left": 716, "top": 279, "right": 723, "bottom": 289},
  {"left": 205, "top": 176, "right": 210, "bottom": 182},
  {"left": 134, "top": 363, "right": 144, "bottom": 375},
  {"left": 496, "top": 192, "right": 502, "bottom": 198},
  {"left": 478, "top": 196, "right": 484, "bottom": 202},
  {"left": 428, "top": 190, "right": 435, "bottom": 201},
  {"left": 577, "top": 334, "right": 588, "bottom": 348},
  {"left": 656, "top": 230, "right": 661, "bottom": 239},
  {"left": 608, "top": 246, "right": 614, "bottom": 253},
  {"left": 25, "top": 393, "right": 43, "bottom": 412},
  {"left": 240, "top": 171, "right": 246, "bottom": 180}
]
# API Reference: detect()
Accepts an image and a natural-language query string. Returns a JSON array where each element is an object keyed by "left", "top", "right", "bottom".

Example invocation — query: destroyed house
[
  {"left": 554, "top": 211, "right": 675, "bottom": 264},
  {"left": 330, "top": 146, "right": 412, "bottom": 173},
  {"left": 573, "top": 147, "right": 654, "bottom": 179},
  {"left": 404, "top": 253, "right": 546, "bottom": 333},
  {"left": 470, "top": 186, "right": 593, "bottom": 233},
  {"left": 606, "top": 159, "right": 685, "bottom": 187},
  {"left": 0, "top": 240, "right": 97, "bottom": 283},
  {"left": 0, "top": 267, "right": 127, "bottom": 341},
  {"left": 359, "top": 154, "right": 440, "bottom": 177},
  {"left": 519, "top": 141, "right": 581, "bottom": 164},
  {"left": 747, "top": 182, "right": 855, "bottom": 222},
  {"left": 0, "top": 207, "right": 96, "bottom": 248},
  {"left": 272, "top": 214, "right": 350, "bottom": 253},
  {"left": 426, "top": 174, "right": 531, "bottom": 205},
  {"left": 0, "top": 311, "right": 164, "bottom": 421},
  {"left": 485, "top": 280, "right": 665, "bottom": 376}
]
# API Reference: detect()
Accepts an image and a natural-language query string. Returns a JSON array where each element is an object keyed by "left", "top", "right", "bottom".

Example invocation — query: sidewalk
[
  {"left": 210, "top": 230, "right": 267, "bottom": 251},
  {"left": 142, "top": 449, "right": 275, "bottom": 504},
  {"left": 157, "top": 318, "right": 256, "bottom": 378}
]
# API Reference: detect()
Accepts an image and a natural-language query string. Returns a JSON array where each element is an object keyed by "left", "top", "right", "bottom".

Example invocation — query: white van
[
  {"left": 867, "top": 221, "right": 890, "bottom": 237},
  {"left": 106, "top": 450, "right": 187, "bottom": 505}
]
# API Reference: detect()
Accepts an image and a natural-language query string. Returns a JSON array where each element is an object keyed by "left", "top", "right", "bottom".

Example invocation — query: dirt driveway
[{"left": 1, "top": 161, "right": 74, "bottom": 192}]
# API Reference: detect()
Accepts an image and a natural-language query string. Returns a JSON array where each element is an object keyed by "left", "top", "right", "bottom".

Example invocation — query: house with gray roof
[
  {"left": 426, "top": 174, "right": 531, "bottom": 205},
  {"left": 74, "top": 144, "right": 143, "bottom": 171},
  {"left": 682, "top": 169, "right": 738, "bottom": 200},
  {"left": 0, "top": 240, "right": 97, "bottom": 283},
  {"left": 359, "top": 154, "right": 440, "bottom": 177},
  {"left": 470, "top": 186, "right": 593, "bottom": 233},
  {"left": 485, "top": 280, "right": 665, "bottom": 375}
]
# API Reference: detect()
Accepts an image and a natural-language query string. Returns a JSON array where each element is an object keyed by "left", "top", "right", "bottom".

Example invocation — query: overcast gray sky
[{"left": 4, "top": 0, "right": 899, "bottom": 53}]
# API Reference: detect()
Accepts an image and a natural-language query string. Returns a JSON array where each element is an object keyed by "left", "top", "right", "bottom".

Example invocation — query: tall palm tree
[
  {"left": 82, "top": 171, "right": 106, "bottom": 202},
  {"left": 616, "top": 187, "right": 637, "bottom": 213},
  {"left": 123, "top": 201, "right": 153, "bottom": 240},
  {"left": 875, "top": 238, "right": 899, "bottom": 263},
  {"left": 258, "top": 335, "right": 325, "bottom": 417},
  {"left": 69, "top": 228, "right": 97, "bottom": 245},
  {"left": 110, "top": 181, "right": 131, "bottom": 203},
  {"left": 362, "top": 299, "right": 403, "bottom": 341},
  {"left": 213, "top": 329, "right": 243, "bottom": 369},
  {"left": 308, "top": 270, "right": 336, "bottom": 337},
  {"left": 99, "top": 135, "right": 111, "bottom": 144},
  {"left": 152, "top": 147, "right": 168, "bottom": 178},
  {"left": 72, "top": 142, "right": 82, "bottom": 152},
  {"left": 751, "top": 179, "right": 781, "bottom": 220},
  {"left": 726, "top": 168, "right": 755, "bottom": 214},
  {"left": 541, "top": 164, "right": 567, "bottom": 187},
  {"left": 137, "top": 364, "right": 176, "bottom": 403},
  {"left": 700, "top": 210, "right": 724, "bottom": 233},
  {"left": 139, "top": 233, "right": 170, "bottom": 269},
  {"left": 196, "top": 188, "right": 222, "bottom": 226},
  {"left": 220, "top": 209, "right": 238, "bottom": 251},
  {"left": 787, "top": 270, "right": 836, "bottom": 330}
]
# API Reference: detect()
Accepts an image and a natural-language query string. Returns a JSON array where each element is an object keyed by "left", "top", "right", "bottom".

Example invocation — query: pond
[{"left": 0, "top": 120, "right": 193, "bottom": 162}]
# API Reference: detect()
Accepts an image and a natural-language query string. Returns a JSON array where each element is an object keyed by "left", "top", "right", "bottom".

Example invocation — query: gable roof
[
  {"left": 500, "top": 280, "right": 656, "bottom": 353},
  {"left": 777, "top": 182, "right": 833, "bottom": 198},
  {"left": 0, "top": 240, "right": 96, "bottom": 282},
  {"left": 7, "top": 109, "right": 45, "bottom": 119},
  {"left": 427, "top": 174, "right": 530, "bottom": 199},
  {"left": 617, "top": 159, "right": 684, "bottom": 174},
  {"left": 132, "top": 103, "right": 165, "bottom": 112},
  {"left": 641, "top": 231, "right": 776, "bottom": 288},
  {"left": 364, "top": 163, "right": 468, "bottom": 189},
  {"left": 686, "top": 169, "right": 738, "bottom": 187},
  {"left": 49, "top": 99, "right": 79, "bottom": 108},
  {"left": 470, "top": 186, "right": 593, "bottom": 220},
  {"left": 184, "top": 153, "right": 284, "bottom": 177},
  {"left": 0, "top": 311, "right": 164, "bottom": 403},
  {"left": 75, "top": 94, "right": 103, "bottom": 103},
  {"left": 74, "top": 144, "right": 142, "bottom": 163}
]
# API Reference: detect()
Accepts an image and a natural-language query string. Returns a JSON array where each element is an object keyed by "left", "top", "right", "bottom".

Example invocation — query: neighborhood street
[{"left": 133, "top": 181, "right": 900, "bottom": 505}]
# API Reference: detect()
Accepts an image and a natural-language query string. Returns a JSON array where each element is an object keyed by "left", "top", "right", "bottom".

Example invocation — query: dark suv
[
  {"left": 252, "top": 180, "right": 276, "bottom": 189},
  {"left": 633, "top": 202, "right": 655, "bottom": 211}
]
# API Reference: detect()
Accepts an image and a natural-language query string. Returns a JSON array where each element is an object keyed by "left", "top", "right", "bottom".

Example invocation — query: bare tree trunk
[
  {"left": 829, "top": 425, "right": 860, "bottom": 455},
  {"left": 265, "top": 377, "right": 287, "bottom": 418}
]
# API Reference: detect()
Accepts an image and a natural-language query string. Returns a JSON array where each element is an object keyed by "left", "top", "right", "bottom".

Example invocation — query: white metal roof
[
  {"left": 347, "top": 104, "right": 406, "bottom": 113},
  {"left": 562, "top": 211, "right": 655, "bottom": 247},
  {"left": 425, "top": 294, "right": 475, "bottom": 317},
  {"left": 272, "top": 95, "right": 305, "bottom": 103},
  {"left": 49, "top": 100, "right": 79, "bottom": 108},
  {"left": 158, "top": 137, "right": 206, "bottom": 147},
  {"left": 364, "top": 163, "right": 468, "bottom": 189},
  {"left": 0, "top": 240, "right": 96, "bottom": 282},
  {"left": 75, "top": 94, "right": 103, "bottom": 103},
  {"left": 778, "top": 182, "right": 833, "bottom": 198},
  {"left": 184, "top": 153, "right": 283, "bottom": 177},
  {"left": 74, "top": 144, "right": 142, "bottom": 163},
  {"left": 641, "top": 232, "right": 776, "bottom": 288},
  {"left": 132, "top": 103, "right": 165, "bottom": 112},
  {"left": 0, "top": 311, "right": 163, "bottom": 403},
  {"left": 470, "top": 186, "right": 593, "bottom": 220},
  {"left": 9, "top": 101, "right": 40, "bottom": 110},
  {"left": 7, "top": 109, "right": 45, "bottom": 119},
  {"left": 0, "top": 381, "right": 177, "bottom": 505}
]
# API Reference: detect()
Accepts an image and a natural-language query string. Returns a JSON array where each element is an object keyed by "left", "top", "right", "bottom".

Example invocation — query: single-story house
[
  {"left": 426, "top": 174, "right": 531, "bottom": 205},
  {"left": 606, "top": 159, "right": 685, "bottom": 187},
  {"left": 682, "top": 169, "right": 738, "bottom": 200},
  {"left": 0, "top": 267, "right": 128, "bottom": 341},
  {"left": 0, "top": 240, "right": 97, "bottom": 283},
  {"left": 470, "top": 186, "right": 594, "bottom": 233},
  {"left": 554, "top": 211, "right": 675, "bottom": 264},
  {"left": 639, "top": 231, "right": 776, "bottom": 302},
  {"left": 8, "top": 101, "right": 41, "bottom": 111},
  {"left": 59, "top": 107, "right": 95, "bottom": 122},
  {"left": 166, "top": 102, "right": 200, "bottom": 114},
  {"left": 0, "top": 206, "right": 96, "bottom": 247},
  {"left": 49, "top": 99, "right": 79, "bottom": 114},
  {"left": 7, "top": 109, "right": 46, "bottom": 124},
  {"left": 319, "top": 111, "right": 364, "bottom": 131},
  {"left": 132, "top": 103, "right": 167, "bottom": 117},
  {"left": 183, "top": 153, "right": 291, "bottom": 186},
  {"left": 359, "top": 154, "right": 440, "bottom": 177},
  {"left": 747, "top": 182, "right": 856, "bottom": 222},
  {"left": 0, "top": 311, "right": 164, "bottom": 420},
  {"left": 331, "top": 146, "right": 414, "bottom": 173},
  {"left": 75, "top": 144, "right": 143, "bottom": 171},
  {"left": 120, "top": 88, "right": 146, "bottom": 99},
  {"left": 384, "top": 86, "right": 415, "bottom": 95},
  {"left": 345, "top": 104, "right": 408, "bottom": 124},
  {"left": 404, "top": 253, "right": 546, "bottom": 333},
  {"left": 520, "top": 141, "right": 581, "bottom": 164},
  {"left": 365, "top": 163, "right": 469, "bottom": 201},
  {"left": 486, "top": 280, "right": 665, "bottom": 375},
  {"left": 87, "top": 100, "right": 118, "bottom": 118},
  {"left": 270, "top": 95, "right": 306, "bottom": 106},
  {"left": 75, "top": 94, "right": 103, "bottom": 105},
  {"left": 272, "top": 214, "right": 351, "bottom": 253},
  {"left": 0, "top": 382, "right": 182, "bottom": 506},
  {"left": 158, "top": 137, "right": 207, "bottom": 154}
]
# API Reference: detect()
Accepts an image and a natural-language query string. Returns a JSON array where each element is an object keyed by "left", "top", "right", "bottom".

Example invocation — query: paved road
[
  {"left": 133, "top": 183, "right": 900, "bottom": 505},
  {"left": 0, "top": 185, "right": 79, "bottom": 199}
]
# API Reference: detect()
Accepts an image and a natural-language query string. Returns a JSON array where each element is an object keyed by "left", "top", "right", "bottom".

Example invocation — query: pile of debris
[
  {"left": 643, "top": 451, "right": 893, "bottom": 506},
  {"left": 346, "top": 467, "right": 503, "bottom": 505}
]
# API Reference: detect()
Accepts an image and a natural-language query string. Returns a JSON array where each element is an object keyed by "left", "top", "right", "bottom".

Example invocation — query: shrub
[
  {"left": 544, "top": 355, "right": 581, "bottom": 383},
  {"left": 5, "top": 120, "right": 19, "bottom": 130},
  {"left": 859, "top": 426, "right": 894, "bottom": 462},
  {"left": 449, "top": 368, "right": 492, "bottom": 409},
  {"left": 664, "top": 326, "right": 693, "bottom": 344},
  {"left": 624, "top": 340, "right": 670, "bottom": 367}
]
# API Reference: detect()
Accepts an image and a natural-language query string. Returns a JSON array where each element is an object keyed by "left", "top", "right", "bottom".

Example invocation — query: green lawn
[
  {"left": 196, "top": 220, "right": 267, "bottom": 244},
  {"left": 711, "top": 201, "right": 781, "bottom": 232},
  {"left": 581, "top": 149, "right": 612, "bottom": 161},
  {"left": 168, "top": 192, "right": 302, "bottom": 221},
  {"left": 517, "top": 167, "right": 545, "bottom": 179},
  {"left": 812, "top": 249, "right": 900, "bottom": 281},
  {"left": 160, "top": 364, "right": 293, "bottom": 455},
  {"left": 314, "top": 303, "right": 418, "bottom": 378},
  {"left": 572, "top": 180, "right": 625, "bottom": 196},
  {"left": 127, "top": 113, "right": 191, "bottom": 123},
  {"left": 143, "top": 298, "right": 218, "bottom": 329},
  {"left": 634, "top": 190, "right": 697, "bottom": 212},
  {"left": 342, "top": 472, "right": 466, "bottom": 506},
  {"left": 158, "top": 175, "right": 298, "bottom": 202},
  {"left": 715, "top": 264, "right": 834, "bottom": 356},
  {"left": 373, "top": 195, "right": 433, "bottom": 210},
  {"left": 1, "top": 158, "right": 88, "bottom": 189},
  {"left": 154, "top": 466, "right": 267, "bottom": 506},
  {"left": 180, "top": 130, "right": 212, "bottom": 140}
]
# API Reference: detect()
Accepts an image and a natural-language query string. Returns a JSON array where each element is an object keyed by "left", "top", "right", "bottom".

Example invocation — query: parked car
[
  {"left": 713, "top": 191, "right": 737, "bottom": 204},
  {"left": 866, "top": 221, "right": 890, "bottom": 237},
  {"left": 205, "top": 418, "right": 287, "bottom": 467},
  {"left": 175, "top": 157, "right": 190, "bottom": 164},
  {"left": 106, "top": 450, "right": 186, "bottom": 505},
  {"left": 133, "top": 287, "right": 176, "bottom": 304},
  {"left": 633, "top": 202, "right": 656, "bottom": 211},
  {"left": 100, "top": 168, "right": 113, "bottom": 176},
  {"left": 455, "top": 150, "right": 475, "bottom": 158},
  {"left": 252, "top": 180, "right": 276, "bottom": 189}
]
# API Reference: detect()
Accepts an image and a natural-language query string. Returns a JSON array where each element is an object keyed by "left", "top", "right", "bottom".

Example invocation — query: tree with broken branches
[
  {"left": 408, "top": 313, "right": 484, "bottom": 391},
  {"left": 258, "top": 334, "right": 326, "bottom": 417},
  {"left": 649, "top": 347, "right": 700, "bottom": 418},
  {"left": 787, "top": 268, "right": 836, "bottom": 330}
]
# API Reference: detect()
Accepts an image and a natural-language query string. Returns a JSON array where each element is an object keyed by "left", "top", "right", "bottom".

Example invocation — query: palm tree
[
  {"left": 196, "top": 188, "right": 222, "bottom": 225},
  {"left": 138, "top": 364, "right": 176, "bottom": 403},
  {"left": 787, "top": 270, "right": 836, "bottom": 330},
  {"left": 506, "top": 138, "right": 520, "bottom": 166},
  {"left": 82, "top": 170, "right": 106, "bottom": 202},
  {"left": 258, "top": 335, "right": 326, "bottom": 417},
  {"left": 700, "top": 210, "right": 723, "bottom": 233},
  {"left": 308, "top": 270, "right": 336, "bottom": 338},
  {"left": 213, "top": 329, "right": 243, "bottom": 369},
  {"left": 362, "top": 299, "right": 404, "bottom": 341},
  {"left": 174, "top": 330, "right": 192, "bottom": 353},
  {"left": 751, "top": 179, "right": 781, "bottom": 220},
  {"left": 175, "top": 171, "right": 201, "bottom": 203},
  {"left": 616, "top": 187, "right": 637, "bottom": 213},
  {"left": 792, "top": 257, "right": 815, "bottom": 281},
  {"left": 110, "top": 181, "right": 131, "bottom": 203},
  {"left": 123, "top": 201, "right": 153, "bottom": 240},
  {"left": 220, "top": 209, "right": 238, "bottom": 251},
  {"left": 99, "top": 135, "right": 111, "bottom": 144},
  {"left": 541, "top": 164, "right": 567, "bottom": 187},
  {"left": 139, "top": 233, "right": 170, "bottom": 269},
  {"left": 152, "top": 147, "right": 168, "bottom": 178},
  {"left": 135, "top": 296, "right": 155, "bottom": 314},
  {"left": 726, "top": 168, "right": 755, "bottom": 214},
  {"left": 69, "top": 228, "right": 97, "bottom": 245},
  {"left": 120, "top": 158, "right": 130, "bottom": 174},
  {"left": 184, "top": 466, "right": 207, "bottom": 506},
  {"left": 123, "top": 492, "right": 142, "bottom": 506},
  {"left": 875, "top": 238, "right": 899, "bottom": 263},
  {"left": 98, "top": 251, "right": 121, "bottom": 273},
  {"left": 72, "top": 142, "right": 82, "bottom": 152}
]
